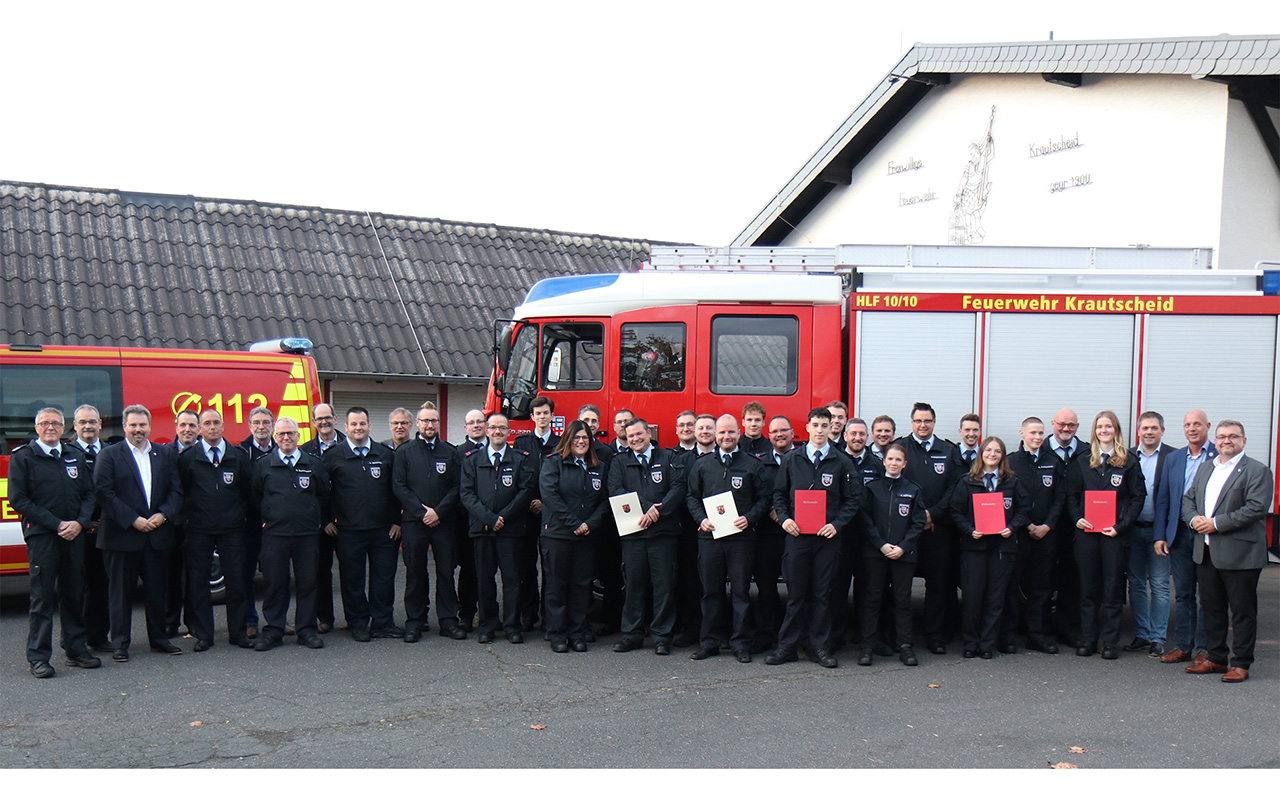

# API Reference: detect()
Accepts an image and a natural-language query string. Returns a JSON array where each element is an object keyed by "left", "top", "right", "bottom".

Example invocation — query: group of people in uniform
[{"left": 11, "top": 395, "right": 1271, "bottom": 684}]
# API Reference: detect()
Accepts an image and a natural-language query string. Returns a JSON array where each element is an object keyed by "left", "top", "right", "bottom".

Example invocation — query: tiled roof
[
  {"left": 0, "top": 181, "right": 658, "bottom": 380},
  {"left": 733, "top": 34, "right": 1280, "bottom": 246}
]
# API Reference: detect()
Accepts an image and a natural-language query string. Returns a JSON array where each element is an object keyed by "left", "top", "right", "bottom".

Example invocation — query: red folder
[
  {"left": 972, "top": 492, "right": 1006, "bottom": 535},
  {"left": 1084, "top": 490, "right": 1117, "bottom": 530},
  {"left": 794, "top": 490, "right": 827, "bottom": 534}
]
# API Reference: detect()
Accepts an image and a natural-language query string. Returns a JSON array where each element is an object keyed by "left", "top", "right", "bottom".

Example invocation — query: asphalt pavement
[{"left": 2, "top": 565, "right": 1276, "bottom": 769}]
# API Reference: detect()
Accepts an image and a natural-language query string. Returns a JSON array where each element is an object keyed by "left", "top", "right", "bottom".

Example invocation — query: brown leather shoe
[
  {"left": 1221, "top": 667, "right": 1249, "bottom": 683},
  {"left": 1192, "top": 651, "right": 1209, "bottom": 665},
  {"left": 1185, "top": 660, "right": 1228, "bottom": 674},
  {"left": 1160, "top": 648, "right": 1190, "bottom": 663}
]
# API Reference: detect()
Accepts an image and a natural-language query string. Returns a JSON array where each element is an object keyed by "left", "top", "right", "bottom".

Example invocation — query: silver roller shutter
[
  {"left": 985, "top": 314, "right": 1135, "bottom": 443},
  {"left": 855, "top": 311, "right": 977, "bottom": 431},
  {"left": 329, "top": 390, "right": 437, "bottom": 445}
]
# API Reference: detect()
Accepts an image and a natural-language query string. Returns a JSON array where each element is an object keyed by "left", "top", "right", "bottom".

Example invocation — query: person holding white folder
[{"left": 685, "top": 414, "right": 770, "bottom": 663}]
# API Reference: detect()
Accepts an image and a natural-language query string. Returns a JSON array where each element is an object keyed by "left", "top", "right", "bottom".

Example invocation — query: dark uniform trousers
[
  {"left": 1000, "top": 529, "right": 1056, "bottom": 643},
  {"left": 593, "top": 517, "right": 624, "bottom": 629},
  {"left": 1075, "top": 530, "right": 1128, "bottom": 648},
  {"left": 961, "top": 548, "right": 1016, "bottom": 652},
  {"left": 316, "top": 532, "right": 337, "bottom": 628},
  {"left": 751, "top": 522, "right": 786, "bottom": 650},
  {"left": 517, "top": 513, "right": 543, "bottom": 628},
  {"left": 859, "top": 557, "right": 914, "bottom": 649},
  {"left": 184, "top": 527, "right": 248, "bottom": 644},
  {"left": 401, "top": 519, "right": 460, "bottom": 632},
  {"left": 259, "top": 533, "right": 319, "bottom": 641},
  {"left": 333, "top": 526, "right": 399, "bottom": 631},
  {"left": 83, "top": 534, "right": 110, "bottom": 645},
  {"left": 697, "top": 536, "right": 753, "bottom": 651},
  {"left": 777, "top": 535, "right": 840, "bottom": 653},
  {"left": 1051, "top": 520, "right": 1083, "bottom": 642},
  {"left": 103, "top": 545, "right": 173, "bottom": 650},
  {"left": 830, "top": 527, "right": 864, "bottom": 646},
  {"left": 620, "top": 535, "right": 678, "bottom": 644},
  {"left": 456, "top": 526, "right": 479, "bottom": 627},
  {"left": 676, "top": 524, "right": 704, "bottom": 642},
  {"left": 163, "top": 527, "right": 189, "bottom": 636},
  {"left": 541, "top": 536, "right": 596, "bottom": 645},
  {"left": 919, "top": 525, "right": 957, "bottom": 646},
  {"left": 241, "top": 515, "right": 264, "bottom": 631},
  {"left": 26, "top": 531, "right": 88, "bottom": 662},
  {"left": 1198, "top": 544, "right": 1261, "bottom": 670},
  {"left": 474, "top": 536, "right": 523, "bottom": 636}
]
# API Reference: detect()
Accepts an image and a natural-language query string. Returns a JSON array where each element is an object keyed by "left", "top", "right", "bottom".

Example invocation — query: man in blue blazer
[
  {"left": 1152, "top": 410, "right": 1215, "bottom": 664},
  {"left": 94, "top": 404, "right": 184, "bottom": 662}
]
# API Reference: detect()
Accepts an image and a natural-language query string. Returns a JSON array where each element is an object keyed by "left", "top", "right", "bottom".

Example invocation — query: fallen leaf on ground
[
  {"left": 928, "top": 684, "right": 940, "bottom": 688},
  {"left": 1068, "top": 746, "right": 1086, "bottom": 754},
  {"left": 1049, "top": 761, "right": 1079, "bottom": 769},
  {"left": 530, "top": 724, "right": 547, "bottom": 730},
  {"left": 189, "top": 721, "right": 202, "bottom": 727}
]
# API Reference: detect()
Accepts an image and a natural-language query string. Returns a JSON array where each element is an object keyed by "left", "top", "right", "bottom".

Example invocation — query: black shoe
[
  {"left": 194, "top": 640, "right": 213, "bottom": 653},
  {"left": 352, "top": 627, "right": 372, "bottom": 642},
  {"left": 551, "top": 641, "right": 569, "bottom": 653},
  {"left": 521, "top": 618, "right": 539, "bottom": 632},
  {"left": 507, "top": 631, "right": 525, "bottom": 644},
  {"left": 857, "top": 650, "right": 874, "bottom": 666},
  {"left": 980, "top": 650, "right": 993, "bottom": 660},
  {"left": 929, "top": 643, "right": 947, "bottom": 655},
  {"left": 477, "top": 631, "right": 494, "bottom": 644},
  {"left": 571, "top": 640, "right": 588, "bottom": 652},
  {"left": 749, "top": 640, "right": 773, "bottom": 654},
  {"left": 150, "top": 641, "right": 183, "bottom": 656},
  {"left": 613, "top": 639, "right": 642, "bottom": 653},
  {"left": 583, "top": 629, "right": 596, "bottom": 643},
  {"left": 1101, "top": 646, "right": 1119, "bottom": 660},
  {"left": 403, "top": 629, "right": 421, "bottom": 643},
  {"left": 231, "top": 637, "right": 255, "bottom": 649},
  {"left": 998, "top": 641, "right": 1017, "bottom": 655},
  {"left": 1027, "top": 635, "right": 1058, "bottom": 654},
  {"left": 765, "top": 649, "right": 798, "bottom": 665},
  {"left": 874, "top": 642, "right": 896, "bottom": 657},
  {"left": 654, "top": 642, "right": 671, "bottom": 656},
  {"left": 372, "top": 626, "right": 405, "bottom": 639},
  {"left": 439, "top": 627, "right": 467, "bottom": 640},
  {"left": 298, "top": 633, "right": 325, "bottom": 649},
  {"left": 253, "top": 638, "right": 280, "bottom": 652},
  {"left": 317, "top": 621, "right": 333, "bottom": 634},
  {"left": 89, "top": 641, "right": 113, "bottom": 654},
  {"left": 1075, "top": 645, "right": 1095, "bottom": 657},
  {"left": 420, "top": 622, "right": 431, "bottom": 633},
  {"left": 65, "top": 652, "right": 102, "bottom": 669},
  {"left": 112, "top": 649, "right": 130, "bottom": 662},
  {"left": 164, "top": 625, "right": 180, "bottom": 639},
  {"left": 734, "top": 650, "right": 752, "bottom": 663},
  {"left": 30, "top": 660, "right": 55, "bottom": 678},
  {"left": 963, "top": 649, "right": 978, "bottom": 659},
  {"left": 672, "top": 633, "right": 695, "bottom": 648},
  {"left": 1149, "top": 642, "right": 1165, "bottom": 657},
  {"left": 1123, "top": 637, "right": 1150, "bottom": 652},
  {"left": 459, "top": 620, "right": 475, "bottom": 633},
  {"left": 813, "top": 650, "right": 838, "bottom": 668},
  {"left": 690, "top": 646, "right": 720, "bottom": 660},
  {"left": 899, "top": 646, "right": 919, "bottom": 667}
]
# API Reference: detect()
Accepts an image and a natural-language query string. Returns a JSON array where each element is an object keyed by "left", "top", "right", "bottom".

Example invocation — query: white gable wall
[
  {"left": 1220, "top": 99, "right": 1280, "bottom": 270},
  {"left": 782, "top": 74, "right": 1254, "bottom": 260}
]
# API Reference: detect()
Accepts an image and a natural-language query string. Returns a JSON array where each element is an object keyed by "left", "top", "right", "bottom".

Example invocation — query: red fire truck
[
  {"left": 487, "top": 245, "right": 1280, "bottom": 523},
  {"left": 1, "top": 339, "right": 322, "bottom": 585}
]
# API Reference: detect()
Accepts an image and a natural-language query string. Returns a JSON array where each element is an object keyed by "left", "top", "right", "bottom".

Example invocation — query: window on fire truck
[
  {"left": 505, "top": 323, "right": 540, "bottom": 399},
  {"left": 0, "top": 364, "right": 124, "bottom": 452},
  {"left": 709, "top": 315, "right": 799, "bottom": 396},
  {"left": 619, "top": 323, "right": 686, "bottom": 392},
  {"left": 542, "top": 323, "right": 604, "bottom": 391}
]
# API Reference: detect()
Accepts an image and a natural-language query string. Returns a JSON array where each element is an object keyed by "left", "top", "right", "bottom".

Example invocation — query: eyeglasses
[
  {"left": 36, "top": 421, "right": 64, "bottom": 429},
  {"left": 1215, "top": 434, "right": 1243, "bottom": 442},
  {"left": 1054, "top": 421, "right": 1079, "bottom": 429},
  {"left": 571, "top": 435, "right": 592, "bottom": 442},
  {"left": 488, "top": 425, "right": 509, "bottom": 432},
  {"left": 275, "top": 431, "right": 299, "bottom": 438},
  {"left": 314, "top": 416, "right": 335, "bottom": 422},
  {"left": 390, "top": 421, "right": 410, "bottom": 427}
]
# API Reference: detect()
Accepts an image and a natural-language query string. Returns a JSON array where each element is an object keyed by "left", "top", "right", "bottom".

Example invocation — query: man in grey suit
[{"left": 1181, "top": 420, "right": 1272, "bottom": 683}]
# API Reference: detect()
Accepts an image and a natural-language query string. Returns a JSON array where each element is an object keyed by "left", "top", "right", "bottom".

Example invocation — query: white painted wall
[
  {"left": 1219, "top": 98, "right": 1280, "bottom": 270},
  {"left": 783, "top": 74, "right": 1247, "bottom": 257},
  {"left": 445, "top": 383, "right": 488, "bottom": 444}
]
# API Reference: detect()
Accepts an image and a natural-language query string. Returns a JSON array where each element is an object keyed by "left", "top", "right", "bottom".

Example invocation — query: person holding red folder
[
  {"left": 949, "top": 437, "right": 1028, "bottom": 659},
  {"left": 1065, "top": 410, "right": 1147, "bottom": 660},
  {"left": 766, "top": 408, "right": 860, "bottom": 668}
]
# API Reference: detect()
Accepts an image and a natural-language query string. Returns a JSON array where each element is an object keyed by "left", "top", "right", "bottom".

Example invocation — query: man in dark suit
[
  {"left": 1182, "top": 419, "right": 1272, "bottom": 683},
  {"left": 513, "top": 395, "right": 561, "bottom": 631},
  {"left": 163, "top": 409, "right": 200, "bottom": 639},
  {"left": 68, "top": 403, "right": 110, "bottom": 652},
  {"left": 1125, "top": 411, "right": 1176, "bottom": 655},
  {"left": 1154, "top": 410, "right": 1215, "bottom": 664},
  {"left": 94, "top": 404, "right": 184, "bottom": 662},
  {"left": 301, "top": 402, "right": 344, "bottom": 634},
  {"left": 238, "top": 406, "right": 276, "bottom": 640}
]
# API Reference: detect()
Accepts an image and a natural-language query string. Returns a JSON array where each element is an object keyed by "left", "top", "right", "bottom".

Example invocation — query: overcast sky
[{"left": 4, "top": 1, "right": 1267, "bottom": 245}]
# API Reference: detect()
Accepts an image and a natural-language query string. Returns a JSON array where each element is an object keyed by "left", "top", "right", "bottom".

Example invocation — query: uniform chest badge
[
  {"left": 731, "top": 475, "right": 743, "bottom": 489},
  {"left": 65, "top": 465, "right": 78, "bottom": 479},
  {"left": 1004, "top": 497, "right": 1013, "bottom": 509},
  {"left": 1110, "top": 473, "right": 1123, "bottom": 487},
  {"left": 1042, "top": 475, "right": 1053, "bottom": 487},
  {"left": 651, "top": 470, "right": 663, "bottom": 484},
  {"left": 591, "top": 477, "right": 601, "bottom": 491},
  {"left": 934, "top": 462, "right": 946, "bottom": 474},
  {"left": 502, "top": 474, "right": 513, "bottom": 487},
  {"left": 369, "top": 465, "right": 381, "bottom": 479},
  {"left": 223, "top": 471, "right": 235, "bottom": 485},
  {"left": 436, "top": 461, "right": 447, "bottom": 473},
  {"left": 298, "top": 476, "right": 310, "bottom": 489},
  {"left": 821, "top": 473, "right": 833, "bottom": 487},
  {"left": 898, "top": 503, "right": 910, "bottom": 517}
]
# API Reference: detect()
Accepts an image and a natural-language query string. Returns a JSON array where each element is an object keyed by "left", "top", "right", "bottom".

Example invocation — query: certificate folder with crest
[
  {"left": 972, "top": 492, "right": 1006, "bottom": 535},
  {"left": 794, "top": 489, "right": 826, "bottom": 534},
  {"left": 1084, "top": 490, "right": 1117, "bottom": 530},
  {"left": 702, "top": 491, "right": 740, "bottom": 538},
  {"left": 609, "top": 492, "right": 646, "bottom": 536}
]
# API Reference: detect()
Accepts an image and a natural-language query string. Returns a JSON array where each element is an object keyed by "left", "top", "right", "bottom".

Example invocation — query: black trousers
[
  {"left": 960, "top": 547, "right": 1016, "bottom": 652},
  {"left": 541, "top": 535, "right": 595, "bottom": 644},
  {"left": 860, "top": 556, "right": 914, "bottom": 649},
  {"left": 455, "top": 524, "right": 478, "bottom": 625},
  {"left": 918, "top": 524, "right": 957, "bottom": 646},
  {"left": 1001, "top": 529, "right": 1056, "bottom": 641},
  {"left": 675, "top": 528, "right": 703, "bottom": 640},
  {"left": 333, "top": 526, "right": 399, "bottom": 631},
  {"left": 163, "top": 526, "right": 189, "bottom": 635},
  {"left": 1075, "top": 530, "right": 1126, "bottom": 648},
  {"left": 315, "top": 530, "right": 336, "bottom": 627},
  {"left": 751, "top": 525, "right": 786, "bottom": 649},
  {"left": 829, "top": 532, "right": 860, "bottom": 643},
  {"left": 82, "top": 530, "right": 110, "bottom": 646},
  {"left": 517, "top": 512, "right": 543, "bottom": 626},
  {"left": 777, "top": 534, "right": 840, "bottom": 653},
  {"left": 185, "top": 528, "right": 248, "bottom": 644},
  {"left": 474, "top": 535, "right": 522, "bottom": 636},
  {"left": 620, "top": 535, "right": 678, "bottom": 643},
  {"left": 1051, "top": 521, "right": 1082, "bottom": 640},
  {"left": 697, "top": 536, "right": 754, "bottom": 651},
  {"left": 1197, "top": 545, "right": 1261, "bottom": 669},
  {"left": 259, "top": 533, "right": 319, "bottom": 641},
  {"left": 240, "top": 519, "right": 263, "bottom": 631},
  {"left": 103, "top": 544, "right": 172, "bottom": 651},
  {"left": 25, "top": 530, "right": 87, "bottom": 662},
  {"left": 594, "top": 521, "right": 624, "bottom": 630},
  {"left": 401, "top": 520, "right": 460, "bottom": 632}
]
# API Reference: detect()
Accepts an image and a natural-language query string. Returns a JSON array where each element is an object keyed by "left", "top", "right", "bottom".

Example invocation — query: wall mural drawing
[{"left": 948, "top": 105, "right": 996, "bottom": 245}]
